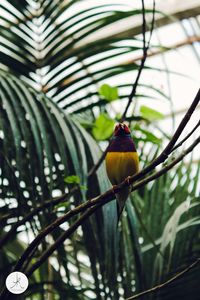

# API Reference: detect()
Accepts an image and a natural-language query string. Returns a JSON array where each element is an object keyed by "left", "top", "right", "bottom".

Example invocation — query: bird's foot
[
  {"left": 125, "top": 176, "right": 131, "bottom": 186},
  {"left": 112, "top": 185, "right": 118, "bottom": 194}
]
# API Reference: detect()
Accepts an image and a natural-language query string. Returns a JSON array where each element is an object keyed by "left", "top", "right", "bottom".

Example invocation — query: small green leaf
[
  {"left": 134, "top": 125, "right": 162, "bottom": 145},
  {"left": 98, "top": 84, "right": 119, "bottom": 101},
  {"left": 80, "top": 185, "right": 88, "bottom": 191},
  {"left": 64, "top": 175, "right": 80, "bottom": 184},
  {"left": 143, "top": 131, "right": 161, "bottom": 145},
  {"left": 140, "top": 105, "right": 164, "bottom": 121},
  {"left": 92, "top": 114, "right": 115, "bottom": 141}
]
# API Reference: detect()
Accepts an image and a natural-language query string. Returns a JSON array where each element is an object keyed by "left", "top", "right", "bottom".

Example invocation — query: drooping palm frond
[
  {"left": 136, "top": 160, "right": 200, "bottom": 300},
  {"left": 0, "top": 70, "right": 110, "bottom": 299},
  {"left": 0, "top": 69, "right": 106, "bottom": 202}
]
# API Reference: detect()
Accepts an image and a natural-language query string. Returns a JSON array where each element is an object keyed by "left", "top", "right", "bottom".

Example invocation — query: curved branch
[
  {"left": 120, "top": 0, "right": 148, "bottom": 122},
  {"left": 89, "top": 0, "right": 156, "bottom": 176},
  {"left": 171, "top": 119, "right": 200, "bottom": 152},
  {"left": 0, "top": 187, "right": 78, "bottom": 249},
  {"left": 126, "top": 258, "right": 200, "bottom": 300},
  {"left": 7, "top": 87, "right": 200, "bottom": 273},
  {"left": 0, "top": 133, "right": 199, "bottom": 299},
  {"left": 19, "top": 136, "right": 200, "bottom": 275},
  {"left": 128, "top": 88, "right": 200, "bottom": 182},
  {"left": 26, "top": 136, "right": 200, "bottom": 276},
  {"left": 1, "top": 89, "right": 199, "bottom": 299}
]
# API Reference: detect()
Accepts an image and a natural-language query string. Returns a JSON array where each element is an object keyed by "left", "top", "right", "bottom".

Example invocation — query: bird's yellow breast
[{"left": 105, "top": 152, "right": 139, "bottom": 185}]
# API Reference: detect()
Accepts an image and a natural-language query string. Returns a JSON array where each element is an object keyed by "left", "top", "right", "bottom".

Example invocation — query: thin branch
[
  {"left": 1, "top": 134, "right": 199, "bottom": 299},
  {"left": 128, "top": 89, "right": 200, "bottom": 183},
  {"left": 120, "top": 0, "right": 147, "bottom": 122},
  {"left": 89, "top": 0, "right": 155, "bottom": 177},
  {"left": 120, "top": 0, "right": 156, "bottom": 122},
  {"left": 5, "top": 88, "right": 200, "bottom": 276},
  {"left": 130, "top": 136, "right": 200, "bottom": 191},
  {"left": 18, "top": 136, "right": 200, "bottom": 276},
  {"left": 125, "top": 258, "right": 200, "bottom": 300},
  {"left": 88, "top": 143, "right": 109, "bottom": 178},
  {"left": 171, "top": 119, "right": 200, "bottom": 152},
  {"left": 1, "top": 90, "right": 199, "bottom": 299},
  {"left": 26, "top": 136, "right": 200, "bottom": 276},
  {"left": 26, "top": 204, "right": 101, "bottom": 276},
  {"left": 0, "top": 187, "right": 78, "bottom": 249}
]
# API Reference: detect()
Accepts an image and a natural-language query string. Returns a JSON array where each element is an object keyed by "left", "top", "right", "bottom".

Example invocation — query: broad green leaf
[
  {"left": 98, "top": 84, "right": 119, "bottom": 102},
  {"left": 140, "top": 105, "right": 164, "bottom": 121},
  {"left": 92, "top": 114, "right": 115, "bottom": 140}
]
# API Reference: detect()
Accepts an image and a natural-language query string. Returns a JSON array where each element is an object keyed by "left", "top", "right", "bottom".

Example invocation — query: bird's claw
[
  {"left": 125, "top": 176, "right": 131, "bottom": 186},
  {"left": 112, "top": 185, "right": 118, "bottom": 194}
]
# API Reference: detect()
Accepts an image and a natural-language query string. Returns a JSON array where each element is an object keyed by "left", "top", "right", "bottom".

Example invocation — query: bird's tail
[{"left": 116, "top": 186, "right": 130, "bottom": 224}]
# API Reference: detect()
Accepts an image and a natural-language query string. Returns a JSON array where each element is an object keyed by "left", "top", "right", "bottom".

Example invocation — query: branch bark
[
  {"left": 1, "top": 131, "right": 199, "bottom": 299},
  {"left": 0, "top": 187, "right": 78, "bottom": 249},
  {"left": 89, "top": 0, "right": 156, "bottom": 177},
  {"left": 16, "top": 136, "right": 200, "bottom": 275},
  {"left": 126, "top": 258, "right": 200, "bottom": 300},
  {"left": 9, "top": 89, "right": 200, "bottom": 271},
  {"left": 26, "top": 135, "right": 200, "bottom": 276}
]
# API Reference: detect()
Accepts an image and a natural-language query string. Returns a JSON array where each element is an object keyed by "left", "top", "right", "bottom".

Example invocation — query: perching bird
[{"left": 105, "top": 123, "right": 139, "bottom": 221}]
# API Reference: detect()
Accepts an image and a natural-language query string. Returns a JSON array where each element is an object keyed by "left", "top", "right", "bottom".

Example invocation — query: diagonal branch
[
  {"left": 5, "top": 88, "right": 200, "bottom": 273},
  {"left": 126, "top": 258, "right": 200, "bottom": 300},
  {"left": 26, "top": 135, "right": 200, "bottom": 277},
  {"left": 171, "top": 119, "right": 200, "bottom": 152},
  {"left": 88, "top": 0, "right": 156, "bottom": 177},
  {"left": 15, "top": 135, "right": 200, "bottom": 276},
  {"left": 0, "top": 132, "right": 199, "bottom": 299},
  {"left": 120, "top": 0, "right": 147, "bottom": 122},
  {"left": 0, "top": 88, "right": 199, "bottom": 278},
  {"left": 0, "top": 187, "right": 78, "bottom": 249},
  {"left": 120, "top": 0, "right": 156, "bottom": 122},
  {"left": 128, "top": 89, "right": 200, "bottom": 182}
]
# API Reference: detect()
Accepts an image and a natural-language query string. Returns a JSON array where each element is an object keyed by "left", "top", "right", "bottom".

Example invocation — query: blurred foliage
[
  {"left": 98, "top": 84, "right": 119, "bottom": 102},
  {"left": 140, "top": 105, "right": 164, "bottom": 121},
  {"left": 0, "top": 1, "right": 199, "bottom": 300},
  {"left": 92, "top": 114, "right": 115, "bottom": 140}
]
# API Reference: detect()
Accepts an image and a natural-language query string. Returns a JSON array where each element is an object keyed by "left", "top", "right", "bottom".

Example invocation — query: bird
[{"left": 105, "top": 123, "right": 139, "bottom": 221}]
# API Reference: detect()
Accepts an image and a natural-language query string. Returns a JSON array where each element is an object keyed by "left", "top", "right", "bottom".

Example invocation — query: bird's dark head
[{"left": 114, "top": 123, "right": 131, "bottom": 136}]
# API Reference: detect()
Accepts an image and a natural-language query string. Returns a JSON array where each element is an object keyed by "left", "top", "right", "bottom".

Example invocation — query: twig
[
  {"left": 5, "top": 88, "right": 200, "bottom": 274},
  {"left": 17, "top": 136, "right": 200, "bottom": 275},
  {"left": 120, "top": 0, "right": 156, "bottom": 122},
  {"left": 1, "top": 134, "right": 199, "bottom": 299},
  {"left": 89, "top": 0, "right": 156, "bottom": 177},
  {"left": 26, "top": 204, "right": 101, "bottom": 276},
  {"left": 0, "top": 187, "right": 78, "bottom": 249},
  {"left": 125, "top": 258, "right": 200, "bottom": 299},
  {"left": 128, "top": 88, "right": 200, "bottom": 183},
  {"left": 130, "top": 136, "right": 200, "bottom": 191},
  {"left": 88, "top": 143, "right": 109, "bottom": 178},
  {"left": 171, "top": 119, "right": 200, "bottom": 152},
  {"left": 120, "top": 0, "right": 147, "bottom": 122}
]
